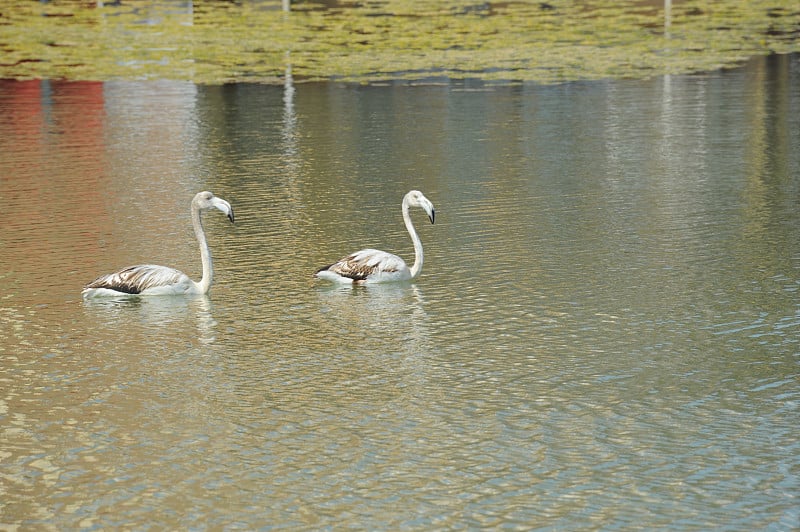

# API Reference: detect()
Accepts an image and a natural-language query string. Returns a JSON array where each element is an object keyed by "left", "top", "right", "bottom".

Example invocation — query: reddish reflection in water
[{"left": 0, "top": 80, "right": 109, "bottom": 296}]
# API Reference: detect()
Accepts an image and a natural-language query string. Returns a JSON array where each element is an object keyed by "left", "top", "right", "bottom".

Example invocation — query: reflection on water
[
  {"left": 82, "top": 295, "right": 218, "bottom": 344},
  {"left": 0, "top": 55, "right": 799, "bottom": 529}
]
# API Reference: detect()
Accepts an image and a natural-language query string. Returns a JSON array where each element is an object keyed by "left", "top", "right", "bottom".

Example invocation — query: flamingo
[
  {"left": 82, "top": 191, "right": 234, "bottom": 297},
  {"left": 315, "top": 190, "right": 435, "bottom": 284}
]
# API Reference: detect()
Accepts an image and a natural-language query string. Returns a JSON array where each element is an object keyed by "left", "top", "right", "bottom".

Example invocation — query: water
[{"left": 1, "top": 54, "right": 799, "bottom": 529}]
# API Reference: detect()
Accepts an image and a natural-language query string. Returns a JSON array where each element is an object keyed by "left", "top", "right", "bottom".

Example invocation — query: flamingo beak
[
  {"left": 211, "top": 198, "right": 234, "bottom": 223},
  {"left": 423, "top": 199, "right": 435, "bottom": 225},
  {"left": 213, "top": 198, "right": 235, "bottom": 224}
]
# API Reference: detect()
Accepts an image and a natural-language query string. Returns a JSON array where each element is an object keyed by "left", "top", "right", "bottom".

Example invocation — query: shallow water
[{"left": 1, "top": 54, "right": 799, "bottom": 529}]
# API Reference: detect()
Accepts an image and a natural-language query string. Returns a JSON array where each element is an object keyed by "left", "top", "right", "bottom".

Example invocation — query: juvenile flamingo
[
  {"left": 315, "top": 190, "right": 435, "bottom": 284},
  {"left": 82, "top": 191, "right": 234, "bottom": 297}
]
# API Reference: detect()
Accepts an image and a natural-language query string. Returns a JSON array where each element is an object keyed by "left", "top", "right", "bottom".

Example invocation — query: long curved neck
[
  {"left": 403, "top": 199, "right": 424, "bottom": 279},
  {"left": 192, "top": 205, "right": 213, "bottom": 294}
]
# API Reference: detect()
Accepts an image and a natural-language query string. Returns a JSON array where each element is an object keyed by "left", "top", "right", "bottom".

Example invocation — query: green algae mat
[{"left": 2, "top": 0, "right": 798, "bottom": 84}]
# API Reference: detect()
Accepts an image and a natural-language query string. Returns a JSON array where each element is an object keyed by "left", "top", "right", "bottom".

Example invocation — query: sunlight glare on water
[{"left": 1, "top": 55, "right": 799, "bottom": 529}]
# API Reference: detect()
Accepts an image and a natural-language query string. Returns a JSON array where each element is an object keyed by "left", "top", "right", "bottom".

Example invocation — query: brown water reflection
[{"left": 1, "top": 55, "right": 798, "bottom": 529}]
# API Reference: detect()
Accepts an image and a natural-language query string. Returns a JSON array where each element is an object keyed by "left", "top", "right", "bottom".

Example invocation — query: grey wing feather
[
  {"left": 84, "top": 264, "right": 185, "bottom": 294},
  {"left": 318, "top": 249, "right": 403, "bottom": 281}
]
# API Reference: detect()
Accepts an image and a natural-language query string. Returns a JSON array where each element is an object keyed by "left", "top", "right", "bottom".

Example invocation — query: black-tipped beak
[{"left": 429, "top": 209, "right": 435, "bottom": 224}]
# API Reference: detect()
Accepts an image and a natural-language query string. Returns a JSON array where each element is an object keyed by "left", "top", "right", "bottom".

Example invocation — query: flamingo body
[
  {"left": 82, "top": 191, "right": 234, "bottom": 298},
  {"left": 315, "top": 190, "right": 435, "bottom": 284},
  {"left": 83, "top": 264, "right": 194, "bottom": 296},
  {"left": 315, "top": 249, "right": 412, "bottom": 284}
]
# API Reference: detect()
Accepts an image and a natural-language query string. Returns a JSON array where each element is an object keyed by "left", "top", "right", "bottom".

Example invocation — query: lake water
[{"left": 1, "top": 54, "right": 798, "bottom": 529}]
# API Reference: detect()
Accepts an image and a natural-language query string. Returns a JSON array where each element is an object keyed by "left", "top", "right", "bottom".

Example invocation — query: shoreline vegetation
[{"left": 1, "top": 0, "right": 798, "bottom": 84}]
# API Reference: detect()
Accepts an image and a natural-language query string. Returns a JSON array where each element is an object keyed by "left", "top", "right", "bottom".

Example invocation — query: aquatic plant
[{"left": 1, "top": 0, "right": 797, "bottom": 83}]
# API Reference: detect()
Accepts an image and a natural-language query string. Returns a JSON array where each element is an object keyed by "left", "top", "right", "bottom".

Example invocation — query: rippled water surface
[{"left": 1, "top": 55, "right": 799, "bottom": 529}]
